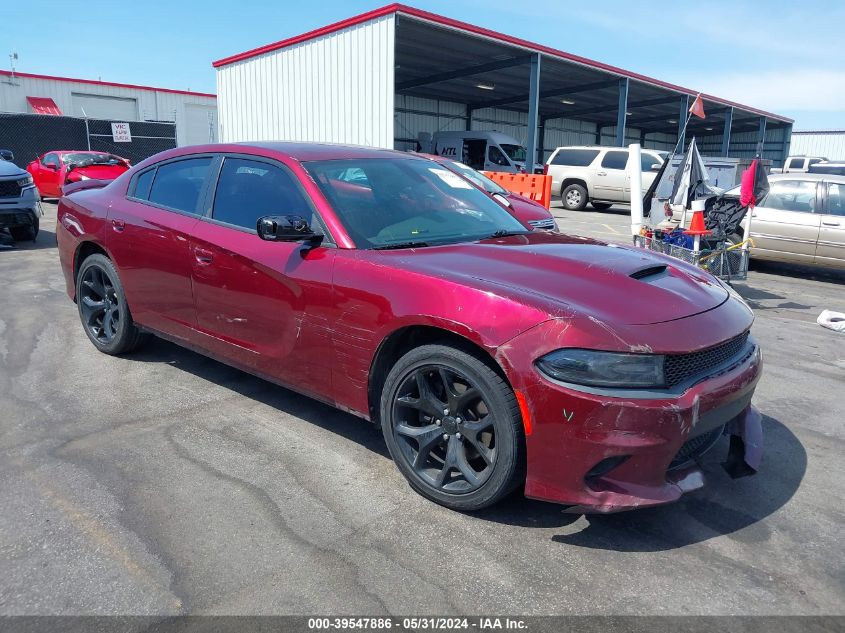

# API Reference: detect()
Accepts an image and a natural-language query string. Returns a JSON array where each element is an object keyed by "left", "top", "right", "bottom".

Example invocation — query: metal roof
[
  {"left": 212, "top": 3, "right": 792, "bottom": 137},
  {"left": 0, "top": 70, "right": 216, "bottom": 99}
]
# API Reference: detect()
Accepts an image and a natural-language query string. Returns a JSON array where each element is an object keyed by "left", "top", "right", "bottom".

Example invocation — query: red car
[
  {"left": 57, "top": 143, "right": 763, "bottom": 513},
  {"left": 27, "top": 151, "right": 130, "bottom": 198},
  {"left": 422, "top": 154, "right": 557, "bottom": 231}
]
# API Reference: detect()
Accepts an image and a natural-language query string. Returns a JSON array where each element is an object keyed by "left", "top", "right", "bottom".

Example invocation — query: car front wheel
[
  {"left": 380, "top": 343, "right": 525, "bottom": 511},
  {"left": 76, "top": 254, "right": 146, "bottom": 355}
]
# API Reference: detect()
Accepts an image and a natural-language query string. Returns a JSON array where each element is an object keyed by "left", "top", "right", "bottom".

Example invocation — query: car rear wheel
[
  {"left": 591, "top": 202, "right": 612, "bottom": 211},
  {"left": 380, "top": 343, "right": 525, "bottom": 511},
  {"left": 561, "top": 184, "right": 588, "bottom": 210},
  {"left": 76, "top": 254, "right": 146, "bottom": 355},
  {"left": 9, "top": 218, "right": 38, "bottom": 242}
]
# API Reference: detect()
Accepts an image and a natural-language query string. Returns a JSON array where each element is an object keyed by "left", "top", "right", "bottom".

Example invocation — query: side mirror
[
  {"left": 0, "top": 150, "right": 13, "bottom": 161},
  {"left": 650, "top": 163, "right": 662, "bottom": 172},
  {"left": 492, "top": 192, "right": 512, "bottom": 208},
  {"left": 257, "top": 215, "right": 320, "bottom": 243}
]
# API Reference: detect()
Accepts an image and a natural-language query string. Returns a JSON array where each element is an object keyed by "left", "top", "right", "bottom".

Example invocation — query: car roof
[
  {"left": 239, "top": 142, "right": 417, "bottom": 161},
  {"left": 768, "top": 172, "right": 845, "bottom": 183},
  {"left": 549, "top": 145, "right": 662, "bottom": 152}
]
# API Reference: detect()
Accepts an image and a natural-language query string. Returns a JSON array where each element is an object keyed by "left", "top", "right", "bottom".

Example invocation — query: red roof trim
[
  {"left": 211, "top": 3, "right": 791, "bottom": 124},
  {"left": 0, "top": 70, "right": 216, "bottom": 99},
  {"left": 26, "top": 96, "right": 62, "bottom": 115}
]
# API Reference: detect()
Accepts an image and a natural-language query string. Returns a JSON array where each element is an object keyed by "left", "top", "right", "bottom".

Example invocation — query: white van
[{"left": 419, "top": 131, "right": 528, "bottom": 173}]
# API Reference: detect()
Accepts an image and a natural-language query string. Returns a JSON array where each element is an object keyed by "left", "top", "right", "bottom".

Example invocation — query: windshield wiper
[
  {"left": 372, "top": 241, "right": 430, "bottom": 250},
  {"left": 483, "top": 230, "right": 528, "bottom": 239}
]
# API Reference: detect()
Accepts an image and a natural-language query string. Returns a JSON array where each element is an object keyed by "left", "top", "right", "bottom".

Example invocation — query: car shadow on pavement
[
  {"left": 0, "top": 228, "right": 57, "bottom": 252},
  {"left": 475, "top": 414, "right": 805, "bottom": 551},
  {"left": 126, "top": 337, "right": 390, "bottom": 457},
  {"left": 749, "top": 260, "right": 845, "bottom": 286}
]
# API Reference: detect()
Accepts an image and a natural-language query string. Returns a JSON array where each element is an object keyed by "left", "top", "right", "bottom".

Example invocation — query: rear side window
[
  {"left": 148, "top": 157, "right": 212, "bottom": 214},
  {"left": 550, "top": 149, "right": 599, "bottom": 167},
  {"left": 132, "top": 169, "right": 155, "bottom": 200},
  {"left": 787, "top": 158, "right": 804, "bottom": 169},
  {"left": 601, "top": 151, "right": 628, "bottom": 170},
  {"left": 827, "top": 183, "right": 845, "bottom": 216},
  {"left": 212, "top": 158, "right": 313, "bottom": 231}
]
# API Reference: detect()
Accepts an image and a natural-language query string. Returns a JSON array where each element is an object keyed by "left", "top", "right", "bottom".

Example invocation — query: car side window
[
  {"left": 488, "top": 146, "right": 510, "bottom": 167},
  {"left": 148, "top": 157, "right": 212, "bottom": 214},
  {"left": 551, "top": 149, "right": 600, "bottom": 166},
  {"left": 827, "top": 183, "right": 845, "bottom": 216},
  {"left": 42, "top": 153, "right": 60, "bottom": 168},
  {"left": 132, "top": 169, "right": 156, "bottom": 200},
  {"left": 211, "top": 157, "right": 317, "bottom": 233},
  {"left": 760, "top": 180, "right": 817, "bottom": 213},
  {"left": 787, "top": 158, "right": 804, "bottom": 169},
  {"left": 601, "top": 151, "right": 628, "bottom": 170}
]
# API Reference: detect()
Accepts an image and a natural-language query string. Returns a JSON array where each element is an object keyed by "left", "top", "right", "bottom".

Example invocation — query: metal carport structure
[{"left": 213, "top": 4, "right": 793, "bottom": 170}]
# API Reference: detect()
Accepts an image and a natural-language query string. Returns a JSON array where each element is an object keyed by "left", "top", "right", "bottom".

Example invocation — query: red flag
[{"left": 689, "top": 94, "right": 705, "bottom": 119}]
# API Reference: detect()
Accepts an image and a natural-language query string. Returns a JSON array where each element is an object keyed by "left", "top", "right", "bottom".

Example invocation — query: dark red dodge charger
[{"left": 57, "top": 143, "right": 763, "bottom": 512}]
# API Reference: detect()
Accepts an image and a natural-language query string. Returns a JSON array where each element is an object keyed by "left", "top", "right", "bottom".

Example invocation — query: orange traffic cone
[{"left": 685, "top": 199, "right": 711, "bottom": 236}]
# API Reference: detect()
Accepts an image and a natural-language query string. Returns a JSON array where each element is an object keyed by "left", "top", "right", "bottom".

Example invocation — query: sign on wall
[{"left": 111, "top": 122, "right": 132, "bottom": 143}]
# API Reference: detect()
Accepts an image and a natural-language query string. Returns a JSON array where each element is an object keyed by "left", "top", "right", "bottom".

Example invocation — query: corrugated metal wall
[
  {"left": 789, "top": 131, "right": 845, "bottom": 160},
  {"left": 216, "top": 15, "right": 395, "bottom": 147},
  {"left": 0, "top": 74, "right": 216, "bottom": 146},
  {"left": 696, "top": 126, "right": 788, "bottom": 164}
]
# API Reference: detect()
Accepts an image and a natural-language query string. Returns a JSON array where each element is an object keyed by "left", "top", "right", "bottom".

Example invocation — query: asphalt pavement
[{"left": 0, "top": 202, "right": 842, "bottom": 616}]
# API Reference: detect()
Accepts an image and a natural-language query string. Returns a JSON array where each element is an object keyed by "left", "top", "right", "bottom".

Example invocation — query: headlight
[
  {"left": 536, "top": 349, "right": 665, "bottom": 388},
  {"left": 17, "top": 175, "right": 33, "bottom": 187}
]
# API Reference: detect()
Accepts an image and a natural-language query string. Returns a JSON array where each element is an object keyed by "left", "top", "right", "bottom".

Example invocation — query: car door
[
  {"left": 748, "top": 179, "right": 821, "bottom": 264},
  {"left": 593, "top": 150, "right": 628, "bottom": 201},
  {"left": 189, "top": 154, "right": 336, "bottom": 397},
  {"left": 34, "top": 153, "right": 62, "bottom": 197},
  {"left": 815, "top": 181, "right": 845, "bottom": 267},
  {"left": 106, "top": 155, "right": 214, "bottom": 340}
]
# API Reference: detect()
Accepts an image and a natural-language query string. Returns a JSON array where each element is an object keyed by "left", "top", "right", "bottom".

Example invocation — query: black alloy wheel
[
  {"left": 79, "top": 264, "right": 121, "bottom": 345},
  {"left": 381, "top": 344, "right": 524, "bottom": 511},
  {"left": 392, "top": 364, "right": 496, "bottom": 493},
  {"left": 76, "top": 254, "right": 146, "bottom": 355}
]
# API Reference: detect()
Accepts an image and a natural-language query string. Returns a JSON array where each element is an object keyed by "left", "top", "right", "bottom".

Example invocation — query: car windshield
[
  {"left": 500, "top": 144, "right": 527, "bottom": 162},
  {"left": 62, "top": 152, "right": 123, "bottom": 166},
  {"left": 305, "top": 157, "right": 529, "bottom": 249},
  {"left": 441, "top": 160, "right": 507, "bottom": 195}
]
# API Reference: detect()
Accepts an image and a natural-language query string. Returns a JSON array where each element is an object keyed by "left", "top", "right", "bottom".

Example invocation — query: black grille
[
  {"left": 664, "top": 331, "right": 751, "bottom": 387},
  {"left": 669, "top": 425, "right": 724, "bottom": 470},
  {"left": 0, "top": 179, "right": 22, "bottom": 198}
]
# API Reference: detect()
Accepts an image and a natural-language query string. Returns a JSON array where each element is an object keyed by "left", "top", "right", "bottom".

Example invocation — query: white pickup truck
[{"left": 771, "top": 155, "right": 828, "bottom": 174}]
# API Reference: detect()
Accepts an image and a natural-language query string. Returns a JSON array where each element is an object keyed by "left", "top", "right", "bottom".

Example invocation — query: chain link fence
[{"left": 0, "top": 112, "right": 177, "bottom": 168}]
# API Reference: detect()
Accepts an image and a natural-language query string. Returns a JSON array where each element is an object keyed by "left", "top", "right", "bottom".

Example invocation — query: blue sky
[{"left": 5, "top": 0, "right": 843, "bottom": 129}]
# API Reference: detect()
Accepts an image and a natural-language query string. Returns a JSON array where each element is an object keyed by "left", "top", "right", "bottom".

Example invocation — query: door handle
[
  {"left": 111, "top": 218, "right": 125, "bottom": 232},
  {"left": 597, "top": 171, "right": 607, "bottom": 176},
  {"left": 822, "top": 221, "right": 841, "bottom": 226},
  {"left": 193, "top": 246, "right": 214, "bottom": 264}
]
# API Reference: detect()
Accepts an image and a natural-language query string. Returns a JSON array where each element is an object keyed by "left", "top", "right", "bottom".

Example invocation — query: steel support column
[
  {"left": 721, "top": 107, "right": 733, "bottom": 156},
  {"left": 525, "top": 53, "right": 542, "bottom": 173},
  {"left": 615, "top": 78, "right": 629, "bottom": 147},
  {"left": 678, "top": 95, "right": 689, "bottom": 153},
  {"left": 781, "top": 123, "right": 793, "bottom": 168},
  {"left": 538, "top": 119, "right": 546, "bottom": 166},
  {"left": 757, "top": 116, "right": 768, "bottom": 157},
  {"left": 466, "top": 106, "right": 473, "bottom": 131}
]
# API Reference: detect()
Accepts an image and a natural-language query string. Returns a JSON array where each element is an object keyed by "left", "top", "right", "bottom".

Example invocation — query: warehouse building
[
  {"left": 788, "top": 130, "right": 845, "bottom": 160},
  {"left": 213, "top": 3, "right": 793, "bottom": 171},
  {"left": 0, "top": 70, "right": 217, "bottom": 146}
]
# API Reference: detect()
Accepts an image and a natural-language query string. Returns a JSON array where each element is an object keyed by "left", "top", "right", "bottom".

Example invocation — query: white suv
[{"left": 545, "top": 146, "right": 666, "bottom": 211}]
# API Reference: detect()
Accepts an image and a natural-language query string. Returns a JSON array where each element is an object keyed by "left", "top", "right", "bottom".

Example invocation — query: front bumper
[
  {"left": 499, "top": 314, "right": 762, "bottom": 513},
  {"left": 0, "top": 185, "right": 41, "bottom": 227}
]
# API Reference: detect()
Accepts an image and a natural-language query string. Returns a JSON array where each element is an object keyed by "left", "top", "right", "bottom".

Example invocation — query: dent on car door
[
  {"left": 106, "top": 156, "right": 212, "bottom": 339},
  {"left": 189, "top": 155, "right": 336, "bottom": 396},
  {"left": 749, "top": 180, "right": 821, "bottom": 263},
  {"left": 815, "top": 182, "right": 845, "bottom": 267}
]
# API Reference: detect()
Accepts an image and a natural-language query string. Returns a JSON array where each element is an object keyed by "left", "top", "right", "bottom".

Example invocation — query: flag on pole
[
  {"left": 740, "top": 158, "right": 770, "bottom": 209},
  {"left": 689, "top": 93, "right": 705, "bottom": 119},
  {"left": 669, "top": 138, "right": 711, "bottom": 209}
]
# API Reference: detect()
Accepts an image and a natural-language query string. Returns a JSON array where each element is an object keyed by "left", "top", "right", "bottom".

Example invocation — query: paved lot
[{"left": 0, "top": 202, "right": 843, "bottom": 616}]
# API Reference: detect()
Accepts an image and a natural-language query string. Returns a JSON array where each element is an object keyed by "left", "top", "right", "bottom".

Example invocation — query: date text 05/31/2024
[{"left": 307, "top": 617, "right": 528, "bottom": 630}]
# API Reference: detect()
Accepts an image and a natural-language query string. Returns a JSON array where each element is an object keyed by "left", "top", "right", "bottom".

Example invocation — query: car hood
[
  {"left": 0, "top": 161, "right": 26, "bottom": 177},
  {"left": 377, "top": 232, "right": 728, "bottom": 326},
  {"left": 70, "top": 164, "right": 129, "bottom": 180},
  {"left": 505, "top": 193, "right": 552, "bottom": 222}
]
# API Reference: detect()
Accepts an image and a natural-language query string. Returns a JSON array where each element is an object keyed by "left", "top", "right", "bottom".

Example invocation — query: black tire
[
  {"left": 591, "top": 202, "right": 613, "bottom": 211},
  {"left": 76, "top": 254, "right": 146, "bottom": 355},
  {"left": 561, "top": 183, "right": 588, "bottom": 210},
  {"left": 9, "top": 217, "right": 38, "bottom": 242},
  {"left": 380, "top": 343, "right": 525, "bottom": 511}
]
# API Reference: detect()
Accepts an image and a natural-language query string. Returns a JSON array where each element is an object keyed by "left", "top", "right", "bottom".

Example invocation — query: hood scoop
[{"left": 629, "top": 264, "right": 669, "bottom": 282}]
